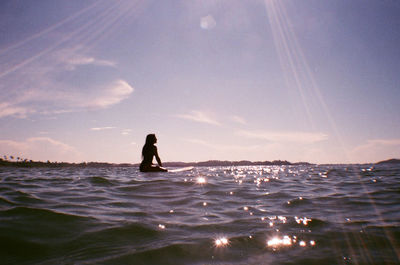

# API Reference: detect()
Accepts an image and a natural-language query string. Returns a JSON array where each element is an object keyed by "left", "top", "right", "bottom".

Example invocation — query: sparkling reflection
[
  {"left": 295, "top": 216, "right": 312, "bottom": 225},
  {"left": 196, "top": 176, "right": 207, "bottom": 184},
  {"left": 267, "top": 235, "right": 316, "bottom": 249},
  {"left": 267, "top": 236, "right": 292, "bottom": 247},
  {"left": 215, "top": 237, "right": 229, "bottom": 247}
]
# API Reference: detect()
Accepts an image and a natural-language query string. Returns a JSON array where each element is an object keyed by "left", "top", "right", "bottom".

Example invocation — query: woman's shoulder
[{"left": 145, "top": 144, "right": 157, "bottom": 151}]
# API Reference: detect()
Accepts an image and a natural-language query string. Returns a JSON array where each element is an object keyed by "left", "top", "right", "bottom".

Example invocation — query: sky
[{"left": 0, "top": 0, "right": 399, "bottom": 164}]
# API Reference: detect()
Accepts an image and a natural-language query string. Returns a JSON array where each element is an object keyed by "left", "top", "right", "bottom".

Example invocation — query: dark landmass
[
  {"left": 162, "top": 160, "right": 311, "bottom": 167},
  {"left": 0, "top": 158, "right": 131, "bottom": 168},
  {"left": 375, "top": 158, "right": 400, "bottom": 165},
  {"left": 1, "top": 156, "right": 311, "bottom": 168}
]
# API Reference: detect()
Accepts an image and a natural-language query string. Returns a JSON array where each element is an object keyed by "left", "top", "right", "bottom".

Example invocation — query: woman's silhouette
[{"left": 140, "top": 134, "right": 167, "bottom": 172}]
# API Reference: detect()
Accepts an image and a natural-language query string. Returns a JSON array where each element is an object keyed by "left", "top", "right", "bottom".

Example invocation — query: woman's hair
[
  {"left": 145, "top": 134, "right": 156, "bottom": 145},
  {"left": 142, "top": 134, "right": 156, "bottom": 158}
]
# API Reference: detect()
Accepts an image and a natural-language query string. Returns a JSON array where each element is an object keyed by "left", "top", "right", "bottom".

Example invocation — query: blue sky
[{"left": 1, "top": 0, "right": 399, "bottom": 164}]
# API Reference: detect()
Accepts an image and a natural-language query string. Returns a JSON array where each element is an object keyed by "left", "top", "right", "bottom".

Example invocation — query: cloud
[
  {"left": 121, "top": 129, "right": 132, "bottom": 135},
  {"left": 237, "top": 130, "right": 328, "bottom": 143},
  {"left": 200, "top": 15, "right": 216, "bottom": 30},
  {"left": 366, "top": 139, "right": 400, "bottom": 145},
  {"left": 176, "top": 111, "right": 221, "bottom": 126},
  {"left": 49, "top": 46, "right": 117, "bottom": 70},
  {"left": 0, "top": 102, "right": 31, "bottom": 118},
  {"left": 185, "top": 138, "right": 259, "bottom": 151},
  {"left": 64, "top": 55, "right": 116, "bottom": 70},
  {"left": 90, "top": 127, "right": 134, "bottom": 135},
  {"left": 350, "top": 138, "right": 400, "bottom": 163},
  {"left": 90, "top": 127, "right": 116, "bottom": 131},
  {"left": 0, "top": 137, "right": 81, "bottom": 162},
  {"left": 231, "top": 115, "right": 246, "bottom": 125},
  {"left": 0, "top": 47, "right": 133, "bottom": 118},
  {"left": 85, "top": 80, "right": 134, "bottom": 109}
]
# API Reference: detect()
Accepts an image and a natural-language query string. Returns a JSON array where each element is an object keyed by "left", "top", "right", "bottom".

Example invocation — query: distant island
[
  {"left": 161, "top": 160, "right": 311, "bottom": 167},
  {"left": 0, "top": 155, "right": 310, "bottom": 168},
  {"left": 0, "top": 158, "right": 132, "bottom": 168},
  {"left": 375, "top": 158, "right": 400, "bottom": 165}
]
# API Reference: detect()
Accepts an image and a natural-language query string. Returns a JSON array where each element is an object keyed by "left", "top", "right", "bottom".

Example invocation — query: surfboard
[{"left": 168, "top": 166, "right": 194, "bottom": 173}]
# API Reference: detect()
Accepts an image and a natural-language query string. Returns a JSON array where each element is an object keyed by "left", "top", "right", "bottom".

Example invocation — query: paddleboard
[{"left": 168, "top": 166, "right": 194, "bottom": 173}]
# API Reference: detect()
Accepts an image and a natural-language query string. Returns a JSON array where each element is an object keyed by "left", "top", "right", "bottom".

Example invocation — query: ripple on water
[{"left": 88, "top": 176, "right": 115, "bottom": 186}]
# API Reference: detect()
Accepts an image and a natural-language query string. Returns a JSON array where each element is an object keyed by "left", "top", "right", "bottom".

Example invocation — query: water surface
[{"left": 0, "top": 164, "right": 399, "bottom": 264}]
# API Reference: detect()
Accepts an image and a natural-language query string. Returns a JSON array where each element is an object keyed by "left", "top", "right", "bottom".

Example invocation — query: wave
[
  {"left": 0, "top": 196, "right": 15, "bottom": 206},
  {"left": 0, "top": 206, "right": 92, "bottom": 223},
  {"left": 98, "top": 242, "right": 207, "bottom": 265},
  {"left": 88, "top": 176, "right": 115, "bottom": 186},
  {"left": 4, "top": 190, "right": 45, "bottom": 205},
  {"left": 285, "top": 196, "right": 313, "bottom": 207}
]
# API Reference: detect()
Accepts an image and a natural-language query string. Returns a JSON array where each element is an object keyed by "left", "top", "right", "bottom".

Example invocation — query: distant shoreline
[
  {"left": 0, "top": 158, "right": 308, "bottom": 168},
  {"left": 1, "top": 157, "right": 399, "bottom": 168}
]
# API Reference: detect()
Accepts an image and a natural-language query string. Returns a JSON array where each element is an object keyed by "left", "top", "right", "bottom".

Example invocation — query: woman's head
[{"left": 145, "top": 134, "right": 157, "bottom": 145}]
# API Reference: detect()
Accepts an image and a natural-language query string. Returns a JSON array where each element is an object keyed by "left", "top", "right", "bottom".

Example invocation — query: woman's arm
[{"left": 154, "top": 146, "right": 163, "bottom": 166}]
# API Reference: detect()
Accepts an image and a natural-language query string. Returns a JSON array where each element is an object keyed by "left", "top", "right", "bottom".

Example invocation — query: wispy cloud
[
  {"left": 364, "top": 139, "right": 400, "bottom": 146},
  {"left": 65, "top": 55, "right": 116, "bottom": 70},
  {"left": 90, "top": 127, "right": 116, "bottom": 131},
  {"left": 176, "top": 111, "right": 220, "bottom": 126},
  {"left": 237, "top": 130, "right": 328, "bottom": 143},
  {"left": 0, "top": 102, "right": 31, "bottom": 118},
  {"left": 50, "top": 47, "right": 117, "bottom": 70},
  {"left": 185, "top": 138, "right": 259, "bottom": 151},
  {"left": 85, "top": 80, "right": 134, "bottom": 109},
  {"left": 0, "top": 137, "right": 81, "bottom": 162},
  {"left": 231, "top": 115, "right": 246, "bottom": 125},
  {"left": 0, "top": 46, "right": 133, "bottom": 118},
  {"left": 121, "top": 129, "right": 132, "bottom": 135}
]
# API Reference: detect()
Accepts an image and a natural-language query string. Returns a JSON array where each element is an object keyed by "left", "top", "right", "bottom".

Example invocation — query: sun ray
[
  {"left": 268, "top": 2, "right": 400, "bottom": 259},
  {"left": 82, "top": 0, "right": 150, "bottom": 51},
  {"left": 274, "top": 1, "right": 349, "bottom": 157},
  {"left": 72, "top": 0, "right": 133, "bottom": 50},
  {"left": 0, "top": 0, "right": 152, "bottom": 80},
  {"left": 264, "top": 1, "right": 316, "bottom": 131},
  {"left": 263, "top": 1, "right": 396, "bottom": 262},
  {"left": 0, "top": 1, "right": 103, "bottom": 56},
  {"left": 0, "top": 1, "right": 118, "bottom": 79}
]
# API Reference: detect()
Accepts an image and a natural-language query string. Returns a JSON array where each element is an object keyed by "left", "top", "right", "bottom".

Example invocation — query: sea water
[{"left": 0, "top": 164, "right": 399, "bottom": 265}]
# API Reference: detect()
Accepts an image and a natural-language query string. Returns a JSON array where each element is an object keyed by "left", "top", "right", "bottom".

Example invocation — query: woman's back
[{"left": 141, "top": 144, "right": 155, "bottom": 166}]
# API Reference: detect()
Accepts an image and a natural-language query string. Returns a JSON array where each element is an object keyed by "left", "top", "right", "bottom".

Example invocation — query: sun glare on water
[
  {"left": 215, "top": 237, "right": 229, "bottom": 247},
  {"left": 267, "top": 236, "right": 292, "bottom": 247},
  {"left": 267, "top": 235, "right": 316, "bottom": 249},
  {"left": 196, "top": 176, "right": 207, "bottom": 184}
]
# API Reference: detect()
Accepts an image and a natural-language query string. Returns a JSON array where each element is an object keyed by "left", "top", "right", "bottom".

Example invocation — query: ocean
[{"left": 0, "top": 164, "right": 399, "bottom": 265}]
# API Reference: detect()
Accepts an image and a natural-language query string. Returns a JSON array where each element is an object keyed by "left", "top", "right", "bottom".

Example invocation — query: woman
[{"left": 140, "top": 134, "right": 167, "bottom": 172}]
